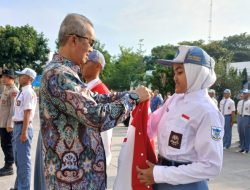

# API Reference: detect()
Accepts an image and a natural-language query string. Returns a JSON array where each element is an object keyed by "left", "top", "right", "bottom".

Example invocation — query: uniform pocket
[{"left": 166, "top": 117, "right": 189, "bottom": 154}]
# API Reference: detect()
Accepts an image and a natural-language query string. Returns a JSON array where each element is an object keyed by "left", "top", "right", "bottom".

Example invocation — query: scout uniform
[{"left": 0, "top": 69, "right": 18, "bottom": 176}]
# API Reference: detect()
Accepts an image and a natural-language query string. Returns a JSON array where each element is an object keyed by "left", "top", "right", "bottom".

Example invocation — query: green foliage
[
  {"left": 105, "top": 46, "right": 145, "bottom": 91},
  {"left": 221, "top": 33, "right": 250, "bottom": 62},
  {"left": 0, "top": 25, "right": 50, "bottom": 74},
  {"left": 144, "top": 44, "right": 176, "bottom": 95},
  {"left": 146, "top": 65, "right": 175, "bottom": 96}
]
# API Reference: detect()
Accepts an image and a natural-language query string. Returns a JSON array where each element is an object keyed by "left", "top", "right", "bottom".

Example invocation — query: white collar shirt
[
  {"left": 237, "top": 99, "right": 250, "bottom": 116},
  {"left": 86, "top": 78, "right": 100, "bottom": 90},
  {"left": 148, "top": 89, "right": 224, "bottom": 185},
  {"left": 13, "top": 85, "right": 37, "bottom": 122},
  {"left": 219, "top": 98, "right": 235, "bottom": 115}
]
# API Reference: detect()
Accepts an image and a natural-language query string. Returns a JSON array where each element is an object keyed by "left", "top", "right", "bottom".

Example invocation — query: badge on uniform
[
  {"left": 211, "top": 126, "right": 222, "bottom": 141},
  {"left": 168, "top": 131, "right": 182, "bottom": 149},
  {"left": 16, "top": 100, "right": 21, "bottom": 106}
]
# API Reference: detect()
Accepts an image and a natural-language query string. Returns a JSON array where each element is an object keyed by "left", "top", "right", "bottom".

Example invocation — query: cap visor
[
  {"left": 156, "top": 59, "right": 183, "bottom": 66},
  {"left": 15, "top": 71, "right": 23, "bottom": 75}
]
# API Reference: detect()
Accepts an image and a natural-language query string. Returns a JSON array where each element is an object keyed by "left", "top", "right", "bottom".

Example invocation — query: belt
[
  {"left": 14, "top": 121, "right": 31, "bottom": 125},
  {"left": 158, "top": 155, "right": 191, "bottom": 167},
  {"left": 240, "top": 115, "right": 250, "bottom": 117},
  {"left": 224, "top": 114, "right": 231, "bottom": 116}
]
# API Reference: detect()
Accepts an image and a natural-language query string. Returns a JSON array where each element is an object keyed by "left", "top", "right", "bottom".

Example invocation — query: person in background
[
  {"left": 10, "top": 68, "right": 37, "bottom": 190},
  {"left": 208, "top": 88, "right": 218, "bottom": 107},
  {"left": 164, "top": 92, "right": 171, "bottom": 102},
  {"left": 219, "top": 89, "right": 235, "bottom": 149},
  {"left": 0, "top": 69, "right": 18, "bottom": 177},
  {"left": 0, "top": 69, "right": 5, "bottom": 99},
  {"left": 150, "top": 90, "right": 163, "bottom": 112},
  {"left": 81, "top": 49, "right": 113, "bottom": 166},
  {"left": 236, "top": 89, "right": 250, "bottom": 153},
  {"left": 137, "top": 45, "right": 224, "bottom": 190}
]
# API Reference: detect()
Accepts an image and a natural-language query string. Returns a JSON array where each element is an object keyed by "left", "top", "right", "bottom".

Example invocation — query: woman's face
[{"left": 173, "top": 63, "right": 187, "bottom": 94}]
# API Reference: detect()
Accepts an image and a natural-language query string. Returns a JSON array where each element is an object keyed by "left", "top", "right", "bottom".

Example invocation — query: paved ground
[{"left": 1, "top": 105, "right": 250, "bottom": 190}]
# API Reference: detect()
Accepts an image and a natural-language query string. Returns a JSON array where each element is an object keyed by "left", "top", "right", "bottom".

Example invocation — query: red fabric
[
  {"left": 131, "top": 100, "right": 157, "bottom": 190},
  {"left": 91, "top": 81, "right": 110, "bottom": 94}
]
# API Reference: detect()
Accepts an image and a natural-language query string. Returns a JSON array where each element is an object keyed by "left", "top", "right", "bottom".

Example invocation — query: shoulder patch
[{"left": 211, "top": 126, "right": 222, "bottom": 141}]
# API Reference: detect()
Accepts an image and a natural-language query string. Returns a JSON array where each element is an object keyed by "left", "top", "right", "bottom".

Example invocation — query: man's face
[
  {"left": 208, "top": 92, "right": 214, "bottom": 98},
  {"left": 75, "top": 23, "right": 95, "bottom": 65},
  {"left": 18, "top": 75, "right": 31, "bottom": 87},
  {"left": 173, "top": 63, "right": 187, "bottom": 94},
  {"left": 81, "top": 60, "right": 101, "bottom": 81},
  {"left": 2, "top": 75, "right": 14, "bottom": 86},
  {"left": 223, "top": 93, "right": 230, "bottom": 99},
  {"left": 243, "top": 93, "right": 249, "bottom": 100}
]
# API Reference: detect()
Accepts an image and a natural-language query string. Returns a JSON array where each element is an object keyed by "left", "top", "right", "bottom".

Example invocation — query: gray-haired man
[{"left": 35, "top": 13, "right": 151, "bottom": 190}]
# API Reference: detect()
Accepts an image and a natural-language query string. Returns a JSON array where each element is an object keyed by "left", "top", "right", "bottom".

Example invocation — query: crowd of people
[
  {"left": 207, "top": 88, "right": 250, "bottom": 154},
  {"left": 0, "top": 12, "right": 248, "bottom": 190}
]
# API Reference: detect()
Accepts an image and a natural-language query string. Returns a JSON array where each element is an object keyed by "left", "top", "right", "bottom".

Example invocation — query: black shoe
[
  {"left": 0, "top": 164, "right": 14, "bottom": 176},
  {"left": 238, "top": 149, "right": 245, "bottom": 153},
  {"left": 9, "top": 188, "right": 17, "bottom": 190},
  {"left": 243, "top": 150, "right": 249, "bottom": 154}
]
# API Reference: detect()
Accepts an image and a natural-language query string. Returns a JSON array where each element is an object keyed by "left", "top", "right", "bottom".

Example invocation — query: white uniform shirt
[
  {"left": 13, "top": 85, "right": 37, "bottom": 122},
  {"left": 237, "top": 99, "right": 250, "bottom": 116},
  {"left": 219, "top": 98, "right": 235, "bottom": 115},
  {"left": 148, "top": 89, "right": 224, "bottom": 185}
]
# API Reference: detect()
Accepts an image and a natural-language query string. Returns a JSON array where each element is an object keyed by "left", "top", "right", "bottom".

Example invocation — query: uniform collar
[
  {"left": 182, "top": 89, "right": 208, "bottom": 103},
  {"left": 21, "top": 84, "right": 32, "bottom": 91},
  {"left": 86, "top": 78, "right": 100, "bottom": 90},
  {"left": 52, "top": 53, "right": 80, "bottom": 74},
  {"left": 5, "top": 83, "right": 16, "bottom": 89}
]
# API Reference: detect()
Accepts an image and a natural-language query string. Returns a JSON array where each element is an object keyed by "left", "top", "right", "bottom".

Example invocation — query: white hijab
[{"left": 184, "top": 60, "right": 216, "bottom": 93}]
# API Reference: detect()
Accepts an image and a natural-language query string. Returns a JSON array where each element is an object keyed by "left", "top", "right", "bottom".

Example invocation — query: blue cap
[
  {"left": 223, "top": 89, "right": 231, "bottom": 94},
  {"left": 242, "top": 89, "right": 249, "bottom": 94},
  {"left": 157, "top": 45, "right": 215, "bottom": 69},
  {"left": 87, "top": 49, "right": 106, "bottom": 69}
]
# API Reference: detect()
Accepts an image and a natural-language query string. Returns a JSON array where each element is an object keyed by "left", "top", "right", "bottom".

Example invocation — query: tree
[
  {"left": 145, "top": 45, "right": 176, "bottom": 95},
  {"left": 0, "top": 25, "right": 50, "bottom": 74},
  {"left": 221, "top": 33, "right": 250, "bottom": 62},
  {"left": 105, "top": 45, "right": 146, "bottom": 91}
]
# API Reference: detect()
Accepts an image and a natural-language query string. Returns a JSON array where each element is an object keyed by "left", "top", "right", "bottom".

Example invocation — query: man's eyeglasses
[{"left": 68, "top": 34, "right": 95, "bottom": 47}]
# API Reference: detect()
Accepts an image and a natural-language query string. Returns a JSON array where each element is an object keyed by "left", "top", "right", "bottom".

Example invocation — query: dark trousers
[{"left": 0, "top": 128, "right": 14, "bottom": 165}]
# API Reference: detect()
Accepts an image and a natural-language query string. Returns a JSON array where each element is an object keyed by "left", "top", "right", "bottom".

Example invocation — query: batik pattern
[{"left": 40, "top": 54, "right": 135, "bottom": 190}]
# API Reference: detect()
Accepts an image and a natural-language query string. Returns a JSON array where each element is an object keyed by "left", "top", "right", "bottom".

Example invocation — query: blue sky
[{"left": 1, "top": 0, "right": 250, "bottom": 56}]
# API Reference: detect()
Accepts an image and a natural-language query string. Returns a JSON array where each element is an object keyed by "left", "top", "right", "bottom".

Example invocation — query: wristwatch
[{"left": 129, "top": 92, "right": 140, "bottom": 105}]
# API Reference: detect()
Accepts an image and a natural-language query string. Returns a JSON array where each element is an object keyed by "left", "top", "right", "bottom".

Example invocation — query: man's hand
[
  {"left": 134, "top": 86, "right": 151, "bottom": 103},
  {"left": 20, "top": 132, "right": 28, "bottom": 143},
  {"left": 136, "top": 160, "right": 155, "bottom": 186},
  {"left": 6, "top": 127, "right": 13, "bottom": 132}
]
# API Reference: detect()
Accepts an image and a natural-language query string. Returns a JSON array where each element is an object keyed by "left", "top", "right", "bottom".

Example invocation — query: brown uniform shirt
[{"left": 0, "top": 84, "right": 19, "bottom": 128}]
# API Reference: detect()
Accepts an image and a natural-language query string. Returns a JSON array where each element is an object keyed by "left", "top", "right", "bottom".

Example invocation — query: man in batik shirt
[{"left": 38, "top": 13, "right": 151, "bottom": 190}]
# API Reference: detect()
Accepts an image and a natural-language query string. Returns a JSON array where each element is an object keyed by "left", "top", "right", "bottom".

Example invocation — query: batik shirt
[{"left": 40, "top": 54, "right": 135, "bottom": 190}]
